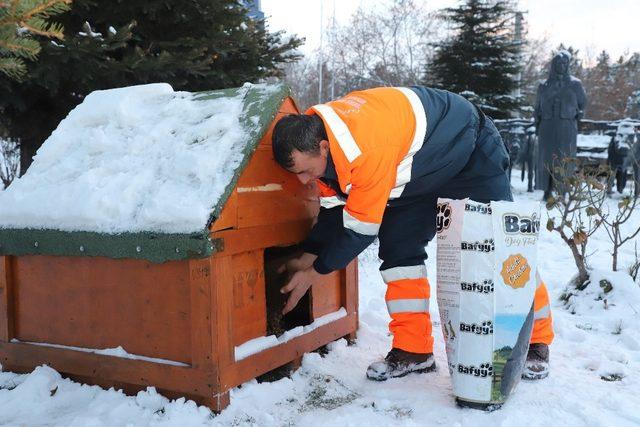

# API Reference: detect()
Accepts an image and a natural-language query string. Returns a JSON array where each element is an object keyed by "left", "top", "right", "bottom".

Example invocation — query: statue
[
  {"left": 534, "top": 51, "right": 587, "bottom": 199},
  {"left": 518, "top": 125, "right": 537, "bottom": 193}
]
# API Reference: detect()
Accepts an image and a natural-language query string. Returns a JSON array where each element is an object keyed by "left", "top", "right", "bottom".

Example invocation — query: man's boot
[
  {"left": 366, "top": 348, "right": 436, "bottom": 381},
  {"left": 522, "top": 343, "right": 549, "bottom": 380}
]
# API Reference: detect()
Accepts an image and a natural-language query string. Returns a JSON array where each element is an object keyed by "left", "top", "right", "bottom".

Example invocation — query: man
[{"left": 272, "top": 86, "right": 554, "bottom": 381}]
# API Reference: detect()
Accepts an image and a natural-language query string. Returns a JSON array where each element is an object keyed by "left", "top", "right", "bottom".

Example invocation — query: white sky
[{"left": 262, "top": 0, "right": 640, "bottom": 63}]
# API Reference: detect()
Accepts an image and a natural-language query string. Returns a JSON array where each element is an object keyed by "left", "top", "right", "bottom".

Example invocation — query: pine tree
[
  {"left": 0, "top": 0, "right": 303, "bottom": 174},
  {"left": 0, "top": 0, "right": 70, "bottom": 80},
  {"left": 579, "top": 50, "right": 640, "bottom": 120},
  {"left": 616, "top": 53, "right": 640, "bottom": 119},
  {"left": 584, "top": 50, "right": 612, "bottom": 120},
  {"left": 608, "top": 56, "right": 631, "bottom": 119},
  {"left": 425, "top": 0, "right": 523, "bottom": 119},
  {"left": 626, "top": 89, "right": 640, "bottom": 119}
]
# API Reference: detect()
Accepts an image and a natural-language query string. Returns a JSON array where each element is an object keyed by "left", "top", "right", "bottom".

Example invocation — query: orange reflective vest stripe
[{"left": 308, "top": 87, "right": 427, "bottom": 235}]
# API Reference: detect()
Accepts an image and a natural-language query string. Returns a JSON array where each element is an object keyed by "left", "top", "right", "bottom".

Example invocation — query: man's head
[{"left": 272, "top": 114, "right": 330, "bottom": 184}]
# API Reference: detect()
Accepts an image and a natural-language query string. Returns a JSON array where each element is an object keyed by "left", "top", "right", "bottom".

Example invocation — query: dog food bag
[{"left": 436, "top": 198, "right": 540, "bottom": 410}]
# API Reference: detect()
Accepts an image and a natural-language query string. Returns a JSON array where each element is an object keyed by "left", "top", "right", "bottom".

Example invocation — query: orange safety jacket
[{"left": 305, "top": 86, "right": 485, "bottom": 274}]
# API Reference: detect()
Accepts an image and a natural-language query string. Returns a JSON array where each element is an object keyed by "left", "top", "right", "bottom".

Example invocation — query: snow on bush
[{"left": 560, "top": 269, "right": 640, "bottom": 322}]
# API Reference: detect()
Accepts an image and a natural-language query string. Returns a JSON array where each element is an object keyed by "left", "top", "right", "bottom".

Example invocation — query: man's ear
[{"left": 319, "top": 139, "right": 329, "bottom": 156}]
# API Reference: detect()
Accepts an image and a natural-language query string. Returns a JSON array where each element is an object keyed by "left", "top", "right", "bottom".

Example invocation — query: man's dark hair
[{"left": 272, "top": 114, "right": 327, "bottom": 169}]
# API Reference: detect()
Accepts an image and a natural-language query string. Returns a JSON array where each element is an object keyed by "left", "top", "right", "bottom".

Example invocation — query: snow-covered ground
[{"left": 1, "top": 171, "right": 640, "bottom": 426}]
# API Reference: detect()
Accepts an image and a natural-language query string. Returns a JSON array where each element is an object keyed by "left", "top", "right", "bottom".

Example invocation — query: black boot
[
  {"left": 366, "top": 348, "right": 435, "bottom": 381},
  {"left": 522, "top": 343, "right": 549, "bottom": 380}
]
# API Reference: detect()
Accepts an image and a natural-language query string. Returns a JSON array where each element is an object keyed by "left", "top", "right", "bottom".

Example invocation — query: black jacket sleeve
[
  {"left": 312, "top": 227, "right": 375, "bottom": 274},
  {"left": 300, "top": 206, "right": 343, "bottom": 256},
  {"left": 301, "top": 206, "right": 375, "bottom": 274}
]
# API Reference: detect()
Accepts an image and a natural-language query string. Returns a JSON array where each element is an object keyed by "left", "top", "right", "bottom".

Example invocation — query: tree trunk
[
  {"left": 16, "top": 114, "right": 56, "bottom": 177},
  {"left": 12, "top": 92, "right": 67, "bottom": 177},
  {"left": 19, "top": 137, "right": 39, "bottom": 177},
  {"left": 612, "top": 226, "right": 621, "bottom": 272},
  {"left": 568, "top": 240, "right": 589, "bottom": 285}
]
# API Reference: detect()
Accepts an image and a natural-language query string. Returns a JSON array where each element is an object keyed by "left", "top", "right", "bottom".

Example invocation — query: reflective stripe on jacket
[{"left": 307, "top": 86, "right": 483, "bottom": 274}]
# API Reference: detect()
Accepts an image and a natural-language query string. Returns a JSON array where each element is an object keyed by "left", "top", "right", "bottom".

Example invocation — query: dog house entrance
[{"left": 264, "top": 245, "right": 312, "bottom": 336}]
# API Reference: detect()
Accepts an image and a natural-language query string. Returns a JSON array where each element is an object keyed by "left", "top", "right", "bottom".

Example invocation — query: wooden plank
[
  {"left": 311, "top": 271, "right": 342, "bottom": 320},
  {"left": 211, "top": 220, "right": 312, "bottom": 257},
  {"left": 65, "top": 374, "right": 229, "bottom": 413},
  {"left": 0, "top": 341, "right": 216, "bottom": 397},
  {"left": 221, "top": 313, "right": 357, "bottom": 389},
  {"left": 206, "top": 391, "right": 231, "bottom": 413},
  {"left": 235, "top": 96, "right": 316, "bottom": 231},
  {"left": 342, "top": 260, "right": 359, "bottom": 317},
  {"left": 230, "top": 250, "right": 267, "bottom": 346},
  {"left": 236, "top": 148, "right": 318, "bottom": 229},
  {"left": 211, "top": 191, "right": 238, "bottom": 232},
  {"left": 0, "top": 256, "right": 14, "bottom": 342},
  {"left": 12, "top": 255, "right": 192, "bottom": 364},
  {"left": 189, "top": 257, "right": 214, "bottom": 369},
  {"left": 341, "top": 260, "right": 359, "bottom": 342},
  {"left": 211, "top": 255, "right": 234, "bottom": 391}
]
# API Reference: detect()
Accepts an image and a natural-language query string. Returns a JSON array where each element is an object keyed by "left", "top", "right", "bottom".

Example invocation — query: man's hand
[
  {"left": 280, "top": 266, "right": 321, "bottom": 314},
  {"left": 277, "top": 252, "right": 317, "bottom": 274}
]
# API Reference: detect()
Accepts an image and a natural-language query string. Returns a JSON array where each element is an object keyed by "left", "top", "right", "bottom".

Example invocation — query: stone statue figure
[{"left": 534, "top": 50, "right": 587, "bottom": 199}]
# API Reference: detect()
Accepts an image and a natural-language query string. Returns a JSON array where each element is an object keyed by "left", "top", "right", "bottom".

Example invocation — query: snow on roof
[{"left": 0, "top": 82, "right": 286, "bottom": 235}]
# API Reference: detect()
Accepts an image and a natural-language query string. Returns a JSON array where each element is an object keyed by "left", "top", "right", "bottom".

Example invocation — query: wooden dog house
[{"left": 0, "top": 83, "right": 358, "bottom": 411}]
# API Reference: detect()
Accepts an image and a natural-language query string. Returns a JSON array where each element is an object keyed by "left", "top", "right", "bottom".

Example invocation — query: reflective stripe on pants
[{"left": 382, "top": 266, "right": 433, "bottom": 353}]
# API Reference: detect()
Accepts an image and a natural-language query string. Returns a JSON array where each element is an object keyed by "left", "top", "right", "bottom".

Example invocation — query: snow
[
  {"left": 10, "top": 340, "right": 189, "bottom": 367},
  {"left": 615, "top": 121, "right": 638, "bottom": 136},
  {"left": 577, "top": 134, "right": 611, "bottom": 159},
  {"left": 1, "top": 171, "right": 640, "bottom": 425},
  {"left": 79, "top": 22, "right": 103, "bottom": 39},
  {"left": 577, "top": 134, "right": 610, "bottom": 150},
  {"left": 235, "top": 336, "right": 280, "bottom": 362},
  {"left": 0, "top": 83, "right": 259, "bottom": 234},
  {"left": 235, "top": 309, "right": 347, "bottom": 361}
]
